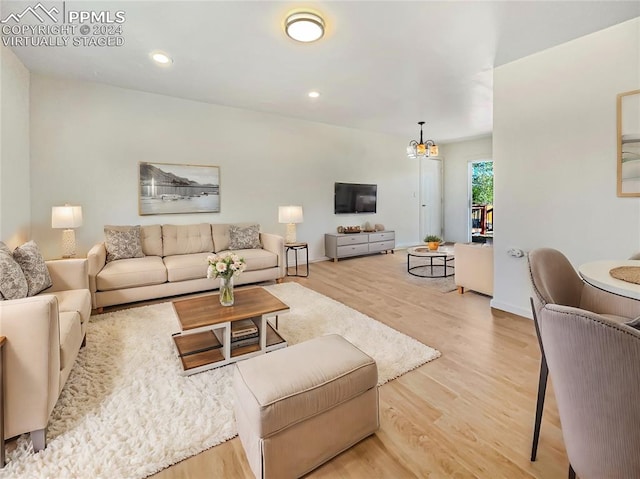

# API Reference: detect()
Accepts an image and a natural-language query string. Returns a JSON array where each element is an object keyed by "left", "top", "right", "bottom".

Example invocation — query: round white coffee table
[{"left": 407, "top": 246, "right": 455, "bottom": 278}]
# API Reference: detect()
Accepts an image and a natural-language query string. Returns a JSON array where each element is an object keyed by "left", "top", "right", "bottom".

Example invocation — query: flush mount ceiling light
[
  {"left": 150, "top": 51, "right": 173, "bottom": 65},
  {"left": 308, "top": 91, "right": 320, "bottom": 98},
  {"left": 407, "top": 121, "right": 438, "bottom": 159},
  {"left": 285, "top": 12, "right": 325, "bottom": 43}
]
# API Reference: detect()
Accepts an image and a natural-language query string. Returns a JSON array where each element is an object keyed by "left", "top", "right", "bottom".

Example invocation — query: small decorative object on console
[
  {"left": 206, "top": 252, "right": 247, "bottom": 306},
  {"left": 374, "top": 224, "right": 385, "bottom": 231},
  {"left": 362, "top": 221, "right": 375, "bottom": 232},
  {"left": 343, "top": 226, "right": 361, "bottom": 234},
  {"left": 337, "top": 226, "right": 344, "bottom": 233}
]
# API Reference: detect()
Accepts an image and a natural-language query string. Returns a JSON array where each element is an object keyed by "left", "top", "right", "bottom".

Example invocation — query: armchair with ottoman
[{"left": 0, "top": 241, "right": 91, "bottom": 451}]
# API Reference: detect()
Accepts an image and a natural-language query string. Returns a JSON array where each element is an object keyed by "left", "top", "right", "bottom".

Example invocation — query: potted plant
[{"left": 424, "top": 235, "right": 442, "bottom": 251}]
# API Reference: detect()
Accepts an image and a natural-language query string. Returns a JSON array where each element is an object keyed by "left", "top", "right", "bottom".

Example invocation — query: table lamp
[
  {"left": 278, "top": 205, "right": 303, "bottom": 244},
  {"left": 51, "top": 204, "right": 83, "bottom": 258}
]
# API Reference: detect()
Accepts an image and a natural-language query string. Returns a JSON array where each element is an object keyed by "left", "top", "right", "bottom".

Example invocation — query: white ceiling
[{"left": 5, "top": 1, "right": 640, "bottom": 142}]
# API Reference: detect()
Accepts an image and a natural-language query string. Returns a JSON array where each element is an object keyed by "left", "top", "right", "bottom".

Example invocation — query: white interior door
[{"left": 419, "top": 158, "right": 443, "bottom": 242}]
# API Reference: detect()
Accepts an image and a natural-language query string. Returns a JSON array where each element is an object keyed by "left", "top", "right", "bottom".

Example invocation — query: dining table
[{"left": 578, "top": 259, "right": 640, "bottom": 301}]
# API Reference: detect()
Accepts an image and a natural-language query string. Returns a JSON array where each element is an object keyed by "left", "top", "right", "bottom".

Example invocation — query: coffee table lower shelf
[{"left": 173, "top": 322, "right": 286, "bottom": 374}]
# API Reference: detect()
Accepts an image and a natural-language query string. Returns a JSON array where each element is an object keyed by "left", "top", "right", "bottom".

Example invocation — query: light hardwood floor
[{"left": 151, "top": 251, "right": 567, "bottom": 479}]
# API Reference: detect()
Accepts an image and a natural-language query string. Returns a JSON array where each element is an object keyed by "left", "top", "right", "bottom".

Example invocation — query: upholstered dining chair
[
  {"left": 527, "top": 248, "right": 640, "bottom": 461},
  {"left": 537, "top": 304, "right": 640, "bottom": 479}
]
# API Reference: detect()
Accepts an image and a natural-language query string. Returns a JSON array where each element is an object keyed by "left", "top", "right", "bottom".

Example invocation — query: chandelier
[{"left": 407, "top": 121, "right": 438, "bottom": 159}]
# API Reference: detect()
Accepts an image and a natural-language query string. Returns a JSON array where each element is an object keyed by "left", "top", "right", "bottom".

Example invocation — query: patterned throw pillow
[
  {"left": 13, "top": 240, "right": 52, "bottom": 296},
  {"left": 228, "top": 224, "right": 261, "bottom": 250},
  {"left": 104, "top": 225, "right": 144, "bottom": 262},
  {"left": 0, "top": 242, "right": 28, "bottom": 300}
]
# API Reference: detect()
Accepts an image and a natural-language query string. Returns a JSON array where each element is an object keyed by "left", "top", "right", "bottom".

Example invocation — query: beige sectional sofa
[
  {"left": 88, "top": 223, "right": 285, "bottom": 309},
  {"left": 0, "top": 259, "right": 91, "bottom": 451}
]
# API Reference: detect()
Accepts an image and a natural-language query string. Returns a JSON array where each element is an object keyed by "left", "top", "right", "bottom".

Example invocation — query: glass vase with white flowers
[{"left": 207, "top": 252, "right": 247, "bottom": 306}]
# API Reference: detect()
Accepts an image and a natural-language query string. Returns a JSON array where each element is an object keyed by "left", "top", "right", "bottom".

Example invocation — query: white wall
[
  {"left": 492, "top": 17, "right": 640, "bottom": 317},
  {"left": 0, "top": 45, "right": 30, "bottom": 248},
  {"left": 441, "top": 136, "right": 493, "bottom": 243},
  {"left": 29, "top": 75, "right": 421, "bottom": 260}
]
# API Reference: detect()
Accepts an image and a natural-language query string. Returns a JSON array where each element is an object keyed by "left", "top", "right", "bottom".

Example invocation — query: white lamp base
[
  {"left": 61, "top": 229, "right": 76, "bottom": 258},
  {"left": 285, "top": 223, "right": 297, "bottom": 244}
]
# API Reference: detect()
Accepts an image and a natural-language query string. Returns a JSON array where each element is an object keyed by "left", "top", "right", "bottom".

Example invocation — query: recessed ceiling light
[
  {"left": 308, "top": 91, "right": 320, "bottom": 98},
  {"left": 151, "top": 51, "right": 172, "bottom": 65},
  {"left": 285, "top": 12, "right": 325, "bottom": 43}
]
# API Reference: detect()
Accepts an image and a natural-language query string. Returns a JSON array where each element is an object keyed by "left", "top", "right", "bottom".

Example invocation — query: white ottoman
[{"left": 233, "top": 334, "right": 379, "bottom": 479}]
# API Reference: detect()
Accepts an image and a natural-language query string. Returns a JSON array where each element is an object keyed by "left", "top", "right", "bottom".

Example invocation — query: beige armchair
[
  {"left": 538, "top": 304, "right": 640, "bottom": 478},
  {"left": 453, "top": 243, "right": 493, "bottom": 295},
  {"left": 0, "top": 259, "right": 91, "bottom": 451},
  {"left": 527, "top": 248, "right": 640, "bottom": 461}
]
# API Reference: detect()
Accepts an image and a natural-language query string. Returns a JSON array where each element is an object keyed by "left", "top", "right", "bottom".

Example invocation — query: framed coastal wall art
[
  {"left": 617, "top": 89, "right": 640, "bottom": 197},
  {"left": 138, "top": 162, "right": 221, "bottom": 215}
]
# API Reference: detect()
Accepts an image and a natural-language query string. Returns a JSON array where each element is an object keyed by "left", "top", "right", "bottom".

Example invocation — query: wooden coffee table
[{"left": 172, "top": 287, "right": 289, "bottom": 376}]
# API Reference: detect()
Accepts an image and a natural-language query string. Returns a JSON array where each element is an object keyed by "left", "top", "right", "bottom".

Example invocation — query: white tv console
[{"left": 324, "top": 231, "right": 395, "bottom": 262}]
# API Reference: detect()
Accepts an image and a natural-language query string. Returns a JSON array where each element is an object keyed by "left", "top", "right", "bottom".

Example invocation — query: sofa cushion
[
  {"left": 50, "top": 289, "right": 92, "bottom": 325},
  {"left": 162, "top": 224, "right": 213, "bottom": 256},
  {"left": 211, "top": 224, "right": 230, "bottom": 253},
  {"left": 219, "top": 248, "right": 277, "bottom": 272},
  {"left": 104, "top": 225, "right": 144, "bottom": 262},
  {"left": 229, "top": 224, "right": 261, "bottom": 250},
  {"left": 96, "top": 256, "right": 167, "bottom": 291},
  {"left": 0, "top": 242, "right": 28, "bottom": 300},
  {"left": 12, "top": 240, "right": 52, "bottom": 296},
  {"left": 163, "top": 253, "right": 210, "bottom": 282},
  {"left": 59, "top": 310, "right": 83, "bottom": 372},
  {"left": 141, "top": 225, "right": 163, "bottom": 257}
]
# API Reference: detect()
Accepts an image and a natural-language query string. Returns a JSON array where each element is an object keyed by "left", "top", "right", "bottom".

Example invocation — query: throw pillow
[
  {"left": 228, "top": 224, "right": 261, "bottom": 250},
  {"left": 104, "top": 225, "right": 144, "bottom": 262},
  {"left": 0, "top": 241, "right": 28, "bottom": 300},
  {"left": 13, "top": 240, "right": 52, "bottom": 296}
]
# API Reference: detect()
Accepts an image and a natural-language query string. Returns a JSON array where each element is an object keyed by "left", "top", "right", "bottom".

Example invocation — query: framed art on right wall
[{"left": 617, "top": 89, "right": 640, "bottom": 197}]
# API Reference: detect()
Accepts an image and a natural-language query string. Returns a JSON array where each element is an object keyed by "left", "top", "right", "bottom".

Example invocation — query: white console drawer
[
  {"left": 369, "top": 240, "right": 395, "bottom": 253},
  {"left": 337, "top": 234, "right": 368, "bottom": 246},
  {"left": 368, "top": 231, "right": 395, "bottom": 243},
  {"left": 337, "top": 243, "right": 370, "bottom": 257}
]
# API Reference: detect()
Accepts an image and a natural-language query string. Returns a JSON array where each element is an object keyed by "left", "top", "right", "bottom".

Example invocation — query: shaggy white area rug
[{"left": 2, "top": 283, "right": 440, "bottom": 479}]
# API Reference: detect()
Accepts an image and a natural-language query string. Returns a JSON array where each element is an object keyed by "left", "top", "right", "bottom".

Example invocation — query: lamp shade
[
  {"left": 51, "top": 205, "right": 83, "bottom": 229},
  {"left": 278, "top": 206, "right": 303, "bottom": 224}
]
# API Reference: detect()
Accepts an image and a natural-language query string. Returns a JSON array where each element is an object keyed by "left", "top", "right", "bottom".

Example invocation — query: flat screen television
[{"left": 334, "top": 182, "right": 377, "bottom": 214}]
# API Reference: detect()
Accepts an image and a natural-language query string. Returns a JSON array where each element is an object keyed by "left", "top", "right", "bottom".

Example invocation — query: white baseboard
[
  {"left": 311, "top": 256, "right": 330, "bottom": 263},
  {"left": 490, "top": 299, "right": 532, "bottom": 319}
]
